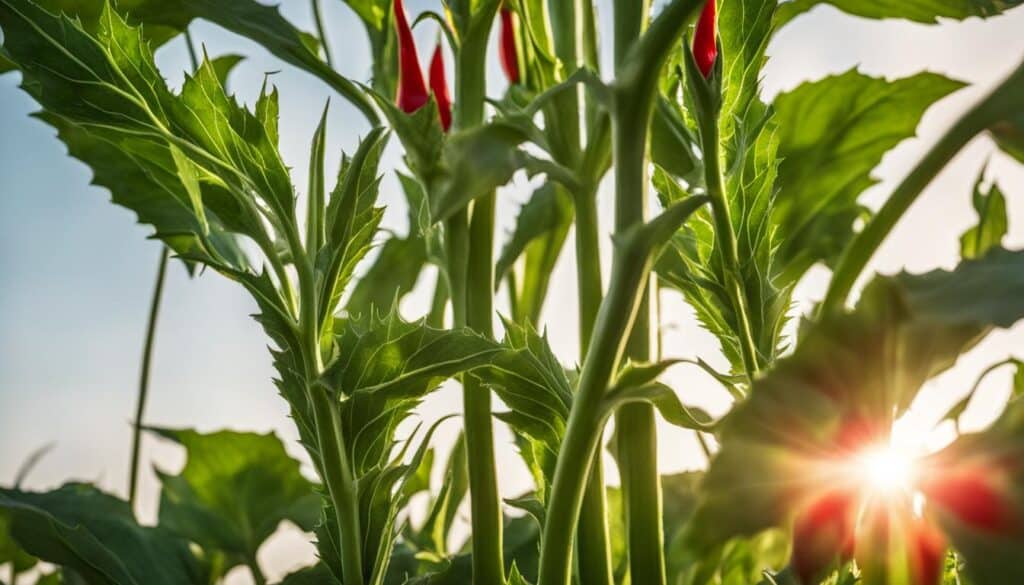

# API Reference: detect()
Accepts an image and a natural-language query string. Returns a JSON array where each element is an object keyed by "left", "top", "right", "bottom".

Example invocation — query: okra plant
[{"left": 1, "top": 0, "right": 1024, "bottom": 584}]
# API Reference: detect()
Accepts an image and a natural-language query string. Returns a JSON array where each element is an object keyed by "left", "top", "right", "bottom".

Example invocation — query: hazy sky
[{"left": 1, "top": 1, "right": 1023, "bottom": 582}]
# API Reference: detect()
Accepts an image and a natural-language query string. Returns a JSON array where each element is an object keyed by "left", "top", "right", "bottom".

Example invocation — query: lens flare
[{"left": 858, "top": 445, "right": 916, "bottom": 494}]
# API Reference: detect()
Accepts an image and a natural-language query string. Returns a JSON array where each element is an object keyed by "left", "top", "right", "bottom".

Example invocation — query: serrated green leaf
[
  {"left": 960, "top": 172, "right": 1009, "bottom": 259},
  {"left": 776, "top": 0, "right": 1023, "bottom": 28},
  {"left": 208, "top": 53, "right": 244, "bottom": 88},
  {"left": 688, "top": 247, "right": 1024, "bottom": 550},
  {"left": 659, "top": 1, "right": 787, "bottom": 374},
  {"left": 148, "top": 428, "right": 320, "bottom": 574},
  {"left": 0, "top": 484, "right": 203, "bottom": 585},
  {"left": 773, "top": 70, "right": 965, "bottom": 278}
]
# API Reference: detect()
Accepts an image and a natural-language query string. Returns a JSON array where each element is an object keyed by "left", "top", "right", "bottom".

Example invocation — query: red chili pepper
[
  {"left": 791, "top": 489, "right": 858, "bottom": 584},
  {"left": 498, "top": 8, "right": 520, "bottom": 85},
  {"left": 693, "top": 0, "right": 717, "bottom": 78},
  {"left": 429, "top": 42, "right": 452, "bottom": 131},
  {"left": 394, "top": 0, "right": 429, "bottom": 114}
]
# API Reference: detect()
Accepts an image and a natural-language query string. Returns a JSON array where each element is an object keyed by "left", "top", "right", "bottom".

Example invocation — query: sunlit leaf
[
  {"left": 773, "top": 70, "right": 964, "bottom": 279},
  {"left": 960, "top": 172, "right": 1008, "bottom": 259},
  {"left": 776, "top": 0, "right": 1023, "bottom": 27},
  {"left": 149, "top": 428, "right": 320, "bottom": 574}
]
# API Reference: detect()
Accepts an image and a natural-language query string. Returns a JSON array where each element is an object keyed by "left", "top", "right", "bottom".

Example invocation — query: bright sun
[{"left": 859, "top": 445, "right": 916, "bottom": 493}]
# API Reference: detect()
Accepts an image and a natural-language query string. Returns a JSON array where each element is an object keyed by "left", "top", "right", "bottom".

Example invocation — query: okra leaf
[
  {"left": 772, "top": 70, "right": 965, "bottom": 281},
  {"left": 0, "top": 484, "right": 203, "bottom": 585},
  {"left": 776, "top": 0, "right": 1023, "bottom": 28},
  {"left": 960, "top": 172, "right": 1009, "bottom": 259},
  {"left": 688, "top": 247, "right": 1024, "bottom": 550},
  {"left": 148, "top": 428, "right": 320, "bottom": 575}
]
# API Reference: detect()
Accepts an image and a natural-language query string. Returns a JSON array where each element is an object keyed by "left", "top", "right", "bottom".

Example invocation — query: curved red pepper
[
  {"left": 499, "top": 8, "right": 520, "bottom": 85},
  {"left": 791, "top": 489, "right": 858, "bottom": 584},
  {"left": 429, "top": 42, "right": 452, "bottom": 131},
  {"left": 693, "top": 0, "right": 717, "bottom": 78},
  {"left": 394, "top": 0, "right": 429, "bottom": 114}
]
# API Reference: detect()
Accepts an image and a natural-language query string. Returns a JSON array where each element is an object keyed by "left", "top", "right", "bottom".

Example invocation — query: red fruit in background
[
  {"left": 394, "top": 0, "right": 429, "bottom": 113},
  {"left": 791, "top": 489, "right": 858, "bottom": 584},
  {"left": 499, "top": 8, "right": 520, "bottom": 85},
  {"left": 922, "top": 467, "right": 1017, "bottom": 534},
  {"left": 908, "top": 519, "right": 946, "bottom": 585},
  {"left": 693, "top": 0, "right": 718, "bottom": 78},
  {"left": 429, "top": 43, "right": 452, "bottom": 131}
]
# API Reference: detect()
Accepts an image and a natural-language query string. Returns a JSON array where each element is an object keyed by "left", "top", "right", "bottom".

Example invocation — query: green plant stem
[
  {"left": 311, "top": 0, "right": 334, "bottom": 68},
  {"left": 310, "top": 383, "right": 364, "bottom": 585},
  {"left": 573, "top": 185, "right": 614, "bottom": 585},
  {"left": 822, "top": 59, "right": 1024, "bottom": 314},
  {"left": 536, "top": 229, "right": 661, "bottom": 585},
  {"left": 612, "top": 2, "right": 672, "bottom": 584},
  {"left": 427, "top": 270, "right": 449, "bottom": 328},
  {"left": 127, "top": 247, "right": 170, "bottom": 508},
  {"left": 456, "top": 13, "right": 505, "bottom": 583},
  {"left": 612, "top": 101, "right": 667, "bottom": 585},
  {"left": 698, "top": 113, "right": 761, "bottom": 376},
  {"left": 127, "top": 31, "right": 200, "bottom": 509}
]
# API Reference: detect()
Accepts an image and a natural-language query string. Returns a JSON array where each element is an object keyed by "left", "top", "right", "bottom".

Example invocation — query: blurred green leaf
[
  {"left": 688, "top": 247, "right": 1024, "bottom": 550},
  {"left": 0, "top": 510, "right": 37, "bottom": 575},
  {"left": 776, "top": 0, "right": 1023, "bottom": 28},
  {"left": 772, "top": 70, "right": 964, "bottom": 280},
  {"left": 278, "top": 562, "right": 339, "bottom": 584},
  {"left": 960, "top": 172, "right": 1008, "bottom": 259},
  {"left": 149, "top": 428, "right": 320, "bottom": 574},
  {"left": 992, "top": 115, "right": 1024, "bottom": 163},
  {"left": 0, "top": 484, "right": 203, "bottom": 585}
]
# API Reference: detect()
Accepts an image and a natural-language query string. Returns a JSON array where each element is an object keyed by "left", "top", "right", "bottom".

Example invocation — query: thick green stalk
[
  {"left": 127, "top": 247, "right": 169, "bottom": 507},
  {"left": 612, "top": 2, "right": 665, "bottom": 584},
  {"left": 821, "top": 59, "right": 1024, "bottom": 314},
  {"left": 573, "top": 184, "right": 614, "bottom": 585},
  {"left": 537, "top": 235, "right": 660, "bottom": 585},
  {"left": 310, "top": 383, "right": 364, "bottom": 585},
  {"left": 457, "top": 13, "right": 505, "bottom": 583},
  {"left": 612, "top": 104, "right": 667, "bottom": 585}
]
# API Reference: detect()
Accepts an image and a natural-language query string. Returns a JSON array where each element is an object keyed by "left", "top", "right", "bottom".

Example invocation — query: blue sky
[{"left": 2, "top": 1, "right": 1024, "bottom": 581}]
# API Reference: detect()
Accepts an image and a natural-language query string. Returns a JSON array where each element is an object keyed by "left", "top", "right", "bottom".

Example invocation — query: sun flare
[{"left": 858, "top": 445, "right": 917, "bottom": 494}]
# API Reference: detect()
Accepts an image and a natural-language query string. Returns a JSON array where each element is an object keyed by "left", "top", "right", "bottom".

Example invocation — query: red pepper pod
[
  {"left": 429, "top": 42, "right": 452, "bottom": 131},
  {"left": 498, "top": 8, "right": 520, "bottom": 85},
  {"left": 693, "top": 0, "right": 718, "bottom": 78},
  {"left": 791, "top": 489, "right": 858, "bottom": 584},
  {"left": 394, "top": 0, "right": 430, "bottom": 114}
]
